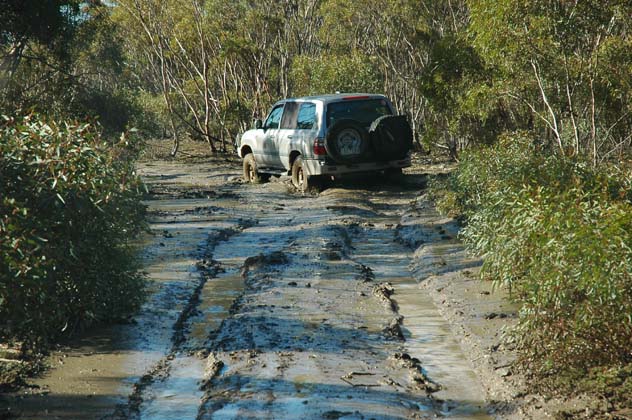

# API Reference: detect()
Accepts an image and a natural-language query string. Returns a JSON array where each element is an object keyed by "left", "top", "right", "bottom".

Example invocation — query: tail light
[{"left": 313, "top": 137, "right": 327, "bottom": 156}]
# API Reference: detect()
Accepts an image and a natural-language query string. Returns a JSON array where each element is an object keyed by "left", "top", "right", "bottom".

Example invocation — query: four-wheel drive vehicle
[{"left": 237, "top": 93, "right": 413, "bottom": 191}]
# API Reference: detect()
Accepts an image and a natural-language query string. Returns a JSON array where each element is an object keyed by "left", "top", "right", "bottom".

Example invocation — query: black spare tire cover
[
  {"left": 369, "top": 115, "right": 413, "bottom": 161},
  {"left": 325, "top": 119, "right": 372, "bottom": 164}
]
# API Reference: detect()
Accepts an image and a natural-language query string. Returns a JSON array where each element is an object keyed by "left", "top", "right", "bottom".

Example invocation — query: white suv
[{"left": 237, "top": 93, "right": 413, "bottom": 191}]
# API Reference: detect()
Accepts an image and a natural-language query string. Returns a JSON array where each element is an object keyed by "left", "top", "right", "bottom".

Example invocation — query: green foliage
[
  {"left": 0, "top": 0, "right": 81, "bottom": 51},
  {"left": 1, "top": 2, "right": 144, "bottom": 136},
  {"left": 434, "top": 134, "right": 632, "bottom": 376},
  {"left": 0, "top": 360, "right": 31, "bottom": 391},
  {"left": 469, "top": 0, "right": 632, "bottom": 160},
  {"left": 583, "top": 364, "right": 632, "bottom": 406},
  {"left": 420, "top": 32, "right": 504, "bottom": 155},
  {"left": 4, "top": 1, "right": 632, "bottom": 160},
  {"left": 0, "top": 115, "right": 146, "bottom": 350},
  {"left": 291, "top": 53, "right": 381, "bottom": 96}
]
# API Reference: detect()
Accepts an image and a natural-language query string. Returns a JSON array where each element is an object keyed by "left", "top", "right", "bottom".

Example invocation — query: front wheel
[
  {"left": 243, "top": 154, "right": 269, "bottom": 183},
  {"left": 291, "top": 156, "right": 310, "bottom": 192}
]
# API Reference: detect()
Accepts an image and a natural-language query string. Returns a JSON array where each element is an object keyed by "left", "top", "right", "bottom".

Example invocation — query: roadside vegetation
[
  {"left": 432, "top": 139, "right": 632, "bottom": 405},
  {"left": 1, "top": 2, "right": 147, "bottom": 389},
  {"left": 427, "top": 0, "right": 632, "bottom": 411},
  {"left": 0, "top": 116, "right": 146, "bottom": 386}
]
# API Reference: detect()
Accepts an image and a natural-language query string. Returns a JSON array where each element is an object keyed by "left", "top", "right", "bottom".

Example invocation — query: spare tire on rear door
[
  {"left": 368, "top": 115, "right": 413, "bottom": 161},
  {"left": 325, "top": 119, "right": 372, "bottom": 164}
]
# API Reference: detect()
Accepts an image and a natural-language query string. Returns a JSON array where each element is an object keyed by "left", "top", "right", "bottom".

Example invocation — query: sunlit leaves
[
  {"left": 468, "top": 0, "right": 632, "bottom": 160},
  {"left": 435, "top": 134, "right": 632, "bottom": 375},
  {"left": 0, "top": 115, "right": 146, "bottom": 350}
]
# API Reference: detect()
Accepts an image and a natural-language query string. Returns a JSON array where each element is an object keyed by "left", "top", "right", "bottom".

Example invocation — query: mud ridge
[
  {"left": 371, "top": 281, "right": 406, "bottom": 342},
  {"left": 107, "top": 220, "right": 254, "bottom": 420},
  {"left": 389, "top": 353, "right": 441, "bottom": 394},
  {"left": 343, "top": 222, "right": 410, "bottom": 344},
  {"left": 201, "top": 353, "right": 224, "bottom": 390},
  {"left": 383, "top": 316, "right": 405, "bottom": 341},
  {"left": 324, "top": 224, "right": 354, "bottom": 259},
  {"left": 357, "top": 263, "right": 375, "bottom": 282},
  {"left": 240, "top": 250, "right": 289, "bottom": 277},
  {"left": 200, "top": 246, "right": 295, "bottom": 358},
  {"left": 372, "top": 282, "right": 397, "bottom": 311}
]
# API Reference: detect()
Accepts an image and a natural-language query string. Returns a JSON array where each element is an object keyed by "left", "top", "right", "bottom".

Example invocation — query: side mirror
[{"left": 254, "top": 119, "right": 263, "bottom": 129}]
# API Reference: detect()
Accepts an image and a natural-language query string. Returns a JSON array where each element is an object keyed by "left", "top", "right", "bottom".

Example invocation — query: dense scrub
[
  {"left": 0, "top": 115, "right": 146, "bottom": 352},
  {"left": 3, "top": 2, "right": 631, "bottom": 161},
  {"left": 432, "top": 136, "right": 632, "bottom": 398}
]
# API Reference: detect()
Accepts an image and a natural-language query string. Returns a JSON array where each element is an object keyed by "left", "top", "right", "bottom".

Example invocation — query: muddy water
[
  {"left": 342, "top": 191, "right": 488, "bottom": 419},
  {"left": 4, "top": 162, "right": 492, "bottom": 419},
  {"left": 192, "top": 179, "right": 491, "bottom": 419},
  {"left": 5, "top": 192, "right": 238, "bottom": 419}
]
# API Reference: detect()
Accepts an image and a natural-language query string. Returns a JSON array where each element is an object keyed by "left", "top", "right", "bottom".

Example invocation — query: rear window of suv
[{"left": 326, "top": 99, "right": 392, "bottom": 128}]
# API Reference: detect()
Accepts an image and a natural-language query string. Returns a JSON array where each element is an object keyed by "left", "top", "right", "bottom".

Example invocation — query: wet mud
[{"left": 2, "top": 159, "right": 498, "bottom": 419}]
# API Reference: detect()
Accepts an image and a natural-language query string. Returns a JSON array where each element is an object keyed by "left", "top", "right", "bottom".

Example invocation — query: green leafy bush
[
  {"left": 0, "top": 115, "right": 146, "bottom": 351},
  {"left": 432, "top": 134, "right": 632, "bottom": 376}
]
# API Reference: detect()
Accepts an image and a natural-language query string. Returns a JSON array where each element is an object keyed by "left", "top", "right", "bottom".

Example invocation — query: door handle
[{"left": 287, "top": 135, "right": 293, "bottom": 139}]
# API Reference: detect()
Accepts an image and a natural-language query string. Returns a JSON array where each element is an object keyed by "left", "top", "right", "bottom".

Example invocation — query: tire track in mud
[
  {"left": 110, "top": 181, "right": 305, "bottom": 420},
  {"left": 107, "top": 216, "right": 256, "bottom": 420},
  {"left": 195, "top": 185, "right": 458, "bottom": 419},
  {"left": 338, "top": 188, "right": 491, "bottom": 418},
  {"left": 111, "top": 177, "right": 491, "bottom": 420}
]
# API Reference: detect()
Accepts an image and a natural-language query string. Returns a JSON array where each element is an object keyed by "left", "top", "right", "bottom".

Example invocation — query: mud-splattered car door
[
  {"left": 259, "top": 104, "right": 284, "bottom": 167},
  {"left": 291, "top": 102, "right": 319, "bottom": 162},
  {"left": 277, "top": 101, "right": 299, "bottom": 170}
]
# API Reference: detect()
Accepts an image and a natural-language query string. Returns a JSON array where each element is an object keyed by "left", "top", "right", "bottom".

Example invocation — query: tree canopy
[{"left": 1, "top": 0, "right": 631, "bottom": 161}]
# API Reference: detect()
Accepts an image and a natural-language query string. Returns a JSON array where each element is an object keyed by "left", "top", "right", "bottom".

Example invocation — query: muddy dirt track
[{"left": 3, "top": 158, "right": 503, "bottom": 420}]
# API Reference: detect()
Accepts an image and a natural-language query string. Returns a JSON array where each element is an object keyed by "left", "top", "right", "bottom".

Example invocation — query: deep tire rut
[{"left": 108, "top": 177, "right": 491, "bottom": 420}]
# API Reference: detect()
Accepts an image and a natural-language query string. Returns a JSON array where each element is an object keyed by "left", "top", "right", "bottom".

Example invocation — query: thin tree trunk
[
  {"left": 590, "top": 77, "right": 597, "bottom": 166},
  {"left": 531, "top": 60, "right": 563, "bottom": 154},
  {"left": 563, "top": 54, "right": 579, "bottom": 156}
]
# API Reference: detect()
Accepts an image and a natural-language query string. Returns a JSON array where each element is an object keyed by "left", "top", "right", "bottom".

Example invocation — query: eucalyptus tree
[
  {"left": 469, "top": 0, "right": 632, "bottom": 163},
  {"left": 313, "top": 0, "right": 490, "bottom": 157},
  {"left": 0, "top": 0, "right": 83, "bottom": 111},
  {"left": 0, "top": 0, "right": 81, "bottom": 81}
]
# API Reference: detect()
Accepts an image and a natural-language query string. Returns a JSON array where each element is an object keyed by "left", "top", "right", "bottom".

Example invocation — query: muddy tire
[
  {"left": 385, "top": 167, "right": 403, "bottom": 176},
  {"left": 243, "top": 154, "right": 269, "bottom": 183},
  {"left": 291, "top": 156, "right": 311, "bottom": 192},
  {"left": 325, "top": 119, "right": 371, "bottom": 164},
  {"left": 384, "top": 167, "right": 404, "bottom": 182},
  {"left": 369, "top": 115, "right": 413, "bottom": 161}
]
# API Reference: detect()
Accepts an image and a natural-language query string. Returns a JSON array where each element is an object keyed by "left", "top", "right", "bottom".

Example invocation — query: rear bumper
[{"left": 303, "top": 156, "right": 411, "bottom": 176}]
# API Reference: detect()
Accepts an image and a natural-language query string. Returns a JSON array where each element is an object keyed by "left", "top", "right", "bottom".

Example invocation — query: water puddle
[
  {"left": 340, "top": 196, "right": 491, "bottom": 419},
  {"left": 138, "top": 355, "right": 206, "bottom": 420},
  {"left": 7, "top": 167, "right": 496, "bottom": 420},
  {"left": 188, "top": 275, "right": 245, "bottom": 347}
]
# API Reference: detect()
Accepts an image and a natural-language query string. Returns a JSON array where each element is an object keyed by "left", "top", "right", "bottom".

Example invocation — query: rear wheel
[
  {"left": 243, "top": 154, "right": 269, "bottom": 183},
  {"left": 384, "top": 167, "right": 404, "bottom": 182},
  {"left": 291, "top": 156, "right": 310, "bottom": 192}
]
